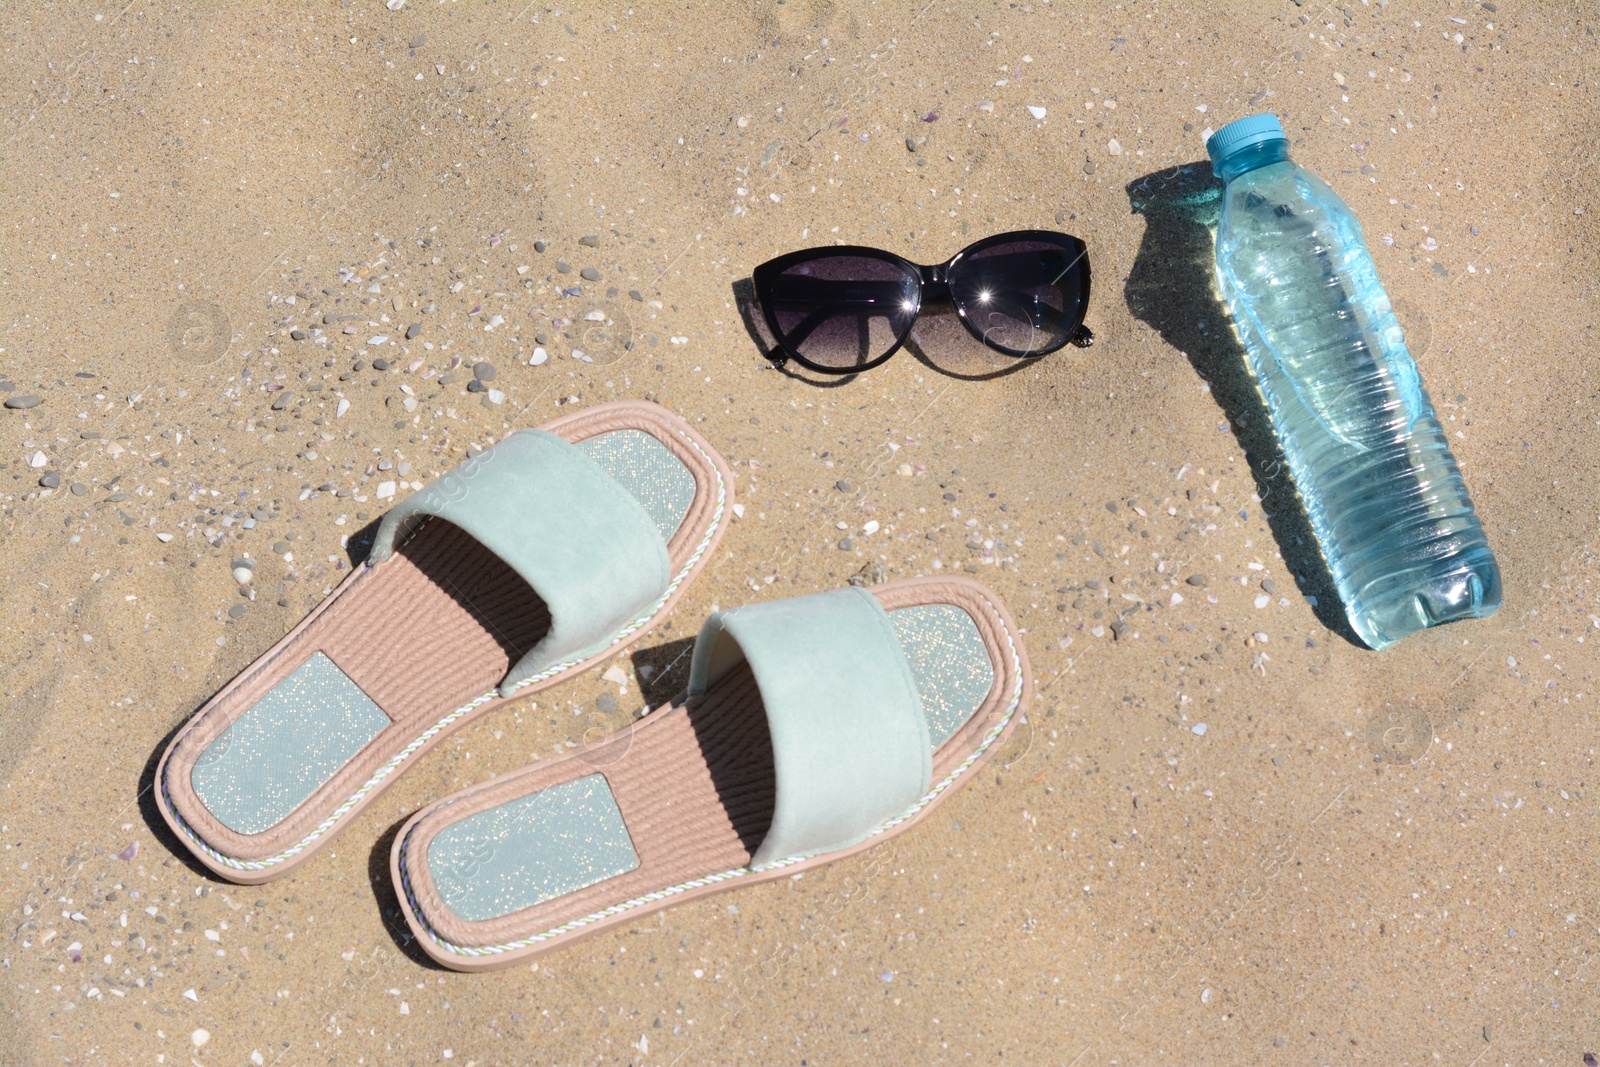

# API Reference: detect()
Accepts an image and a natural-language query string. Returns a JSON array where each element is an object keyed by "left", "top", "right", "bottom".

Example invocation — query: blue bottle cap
[{"left": 1206, "top": 113, "right": 1288, "bottom": 168}]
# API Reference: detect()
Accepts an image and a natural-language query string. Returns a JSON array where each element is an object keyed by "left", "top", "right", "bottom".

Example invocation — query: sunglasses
[{"left": 752, "top": 229, "right": 1092, "bottom": 375}]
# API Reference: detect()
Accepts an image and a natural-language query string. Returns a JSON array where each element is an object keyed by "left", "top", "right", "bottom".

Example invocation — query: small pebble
[
  {"left": 1083, "top": 161, "right": 1098, "bottom": 175},
  {"left": 406, "top": 323, "right": 421, "bottom": 340},
  {"left": 1186, "top": 574, "right": 1207, "bottom": 587},
  {"left": 410, "top": 33, "right": 428, "bottom": 47},
  {"left": 905, "top": 137, "right": 918, "bottom": 153},
  {"left": 466, "top": 379, "right": 487, "bottom": 393},
  {"left": 228, "top": 604, "right": 249, "bottom": 620},
  {"left": 372, "top": 358, "right": 391, "bottom": 371},
  {"left": 837, "top": 537, "right": 853, "bottom": 551},
  {"left": 534, "top": 240, "right": 547, "bottom": 253},
  {"left": 835, "top": 480, "right": 853, "bottom": 492},
  {"left": 4, "top": 395, "right": 42, "bottom": 409},
  {"left": 1027, "top": 105, "right": 1047, "bottom": 120},
  {"left": 1261, "top": 578, "right": 1276, "bottom": 594},
  {"left": 529, "top": 347, "right": 549, "bottom": 366},
  {"left": 556, "top": 259, "right": 572, "bottom": 274},
  {"left": 192, "top": 1029, "right": 210, "bottom": 1048},
  {"left": 629, "top": 290, "right": 643, "bottom": 301},
  {"left": 289, "top": 328, "right": 308, "bottom": 341},
  {"left": 473, "top": 361, "right": 496, "bottom": 381},
  {"left": 39, "top": 471, "right": 61, "bottom": 488},
  {"left": 579, "top": 235, "right": 600, "bottom": 247},
  {"left": 70, "top": 482, "right": 87, "bottom": 496},
  {"left": 596, "top": 692, "right": 619, "bottom": 715},
  {"left": 580, "top": 267, "right": 601, "bottom": 281}
]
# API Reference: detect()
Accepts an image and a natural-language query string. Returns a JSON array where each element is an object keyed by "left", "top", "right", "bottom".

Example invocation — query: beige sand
[{"left": 1, "top": 2, "right": 1596, "bottom": 1064}]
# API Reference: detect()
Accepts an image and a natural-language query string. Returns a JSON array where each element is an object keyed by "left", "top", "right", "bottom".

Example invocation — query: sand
[{"left": 2, "top": 1, "right": 1597, "bottom": 1063}]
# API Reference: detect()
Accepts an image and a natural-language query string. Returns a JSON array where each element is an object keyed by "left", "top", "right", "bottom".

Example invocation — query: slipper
[
  {"left": 156, "top": 400, "right": 733, "bottom": 884},
  {"left": 391, "top": 576, "right": 1031, "bottom": 970}
]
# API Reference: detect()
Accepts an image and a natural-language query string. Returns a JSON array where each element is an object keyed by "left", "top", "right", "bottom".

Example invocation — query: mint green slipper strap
[
  {"left": 688, "top": 586, "right": 932, "bottom": 868},
  {"left": 370, "top": 429, "right": 671, "bottom": 692}
]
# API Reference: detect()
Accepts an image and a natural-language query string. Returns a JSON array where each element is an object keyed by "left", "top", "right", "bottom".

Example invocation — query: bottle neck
[{"left": 1215, "top": 138, "right": 1290, "bottom": 184}]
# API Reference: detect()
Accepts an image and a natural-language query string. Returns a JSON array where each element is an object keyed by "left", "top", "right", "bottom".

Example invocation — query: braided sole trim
[
  {"left": 400, "top": 593, "right": 1024, "bottom": 959},
  {"left": 162, "top": 429, "right": 726, "bottom": 875}
]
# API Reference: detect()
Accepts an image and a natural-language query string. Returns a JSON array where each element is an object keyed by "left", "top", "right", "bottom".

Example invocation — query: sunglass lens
[
  {"left": 763, "top": 255, "right": 919, "bottom": 370},
  {"left": 949, "top": 238, "right": 1087, "bottom": 356}
]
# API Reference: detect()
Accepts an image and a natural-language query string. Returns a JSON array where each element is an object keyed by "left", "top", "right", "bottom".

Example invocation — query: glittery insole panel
[
  {"left": 411, "top": 601, "right": 997, "bottom": 931},
  {"left": 427, "top": 775, "right": 640, "bottom": 922},
  {"left": 890, "top": 604, "right": 995, "bottom": 748},
  {"left": 577, "top": 429, "right": 697, "bottom": 543},
  {"left": 191, "top": 652, "right": 391, "bottom": 835}
]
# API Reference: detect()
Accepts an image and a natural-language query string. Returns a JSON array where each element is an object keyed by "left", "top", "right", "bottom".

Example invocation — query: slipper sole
[
  {"left": 390, "top": 576, "right": 1031, "bottom": 971},
  {"left": 155, "top": 400, "right": 734, "bottom": 885}
]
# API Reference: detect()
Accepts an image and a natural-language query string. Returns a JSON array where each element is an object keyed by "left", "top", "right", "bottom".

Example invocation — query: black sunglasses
[{"left": 752, "top": 229, "right": 1092, "bottom": 375}]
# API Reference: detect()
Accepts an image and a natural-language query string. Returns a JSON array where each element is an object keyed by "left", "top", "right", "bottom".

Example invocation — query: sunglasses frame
[{"left": 752, "top": 229, "right": 1092, "bottom": 375}]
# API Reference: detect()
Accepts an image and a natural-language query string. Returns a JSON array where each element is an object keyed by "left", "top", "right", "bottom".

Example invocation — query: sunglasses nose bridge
[{"left": 918, "top": 264, "right": 951, "bottom": 305}]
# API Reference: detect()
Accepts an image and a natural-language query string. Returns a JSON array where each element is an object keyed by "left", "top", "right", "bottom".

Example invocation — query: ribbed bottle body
[{"left": 1214, "top": 158, "right": 1500, "bottom": 648}]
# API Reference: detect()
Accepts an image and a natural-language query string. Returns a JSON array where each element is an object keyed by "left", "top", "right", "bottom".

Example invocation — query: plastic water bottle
[{"left": 1207, "top": 113, "right": 1500, "bottom": 649}]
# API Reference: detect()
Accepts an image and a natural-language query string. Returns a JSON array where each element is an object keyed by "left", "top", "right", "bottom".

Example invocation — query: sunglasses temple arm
[
  {"left": 974, "top": 290, "right": 1076, "bottom": 330},
  {"left": 769, "top": 305, "right": 906, "bottom": 363},
  {"left": 1029, "top": 300, "right": 1095, "bottom": 346},
  {"left": 777, "top": 307, "right": 835, "bottom": 352},
  {"left": 967, "top": 288, "right": 1092, "bottom": 347}
]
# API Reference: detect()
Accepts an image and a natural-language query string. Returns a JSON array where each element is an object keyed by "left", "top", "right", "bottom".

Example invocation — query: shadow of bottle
[{"left": 1124, "top": 162, "right": 1361, "bottom": 647}]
